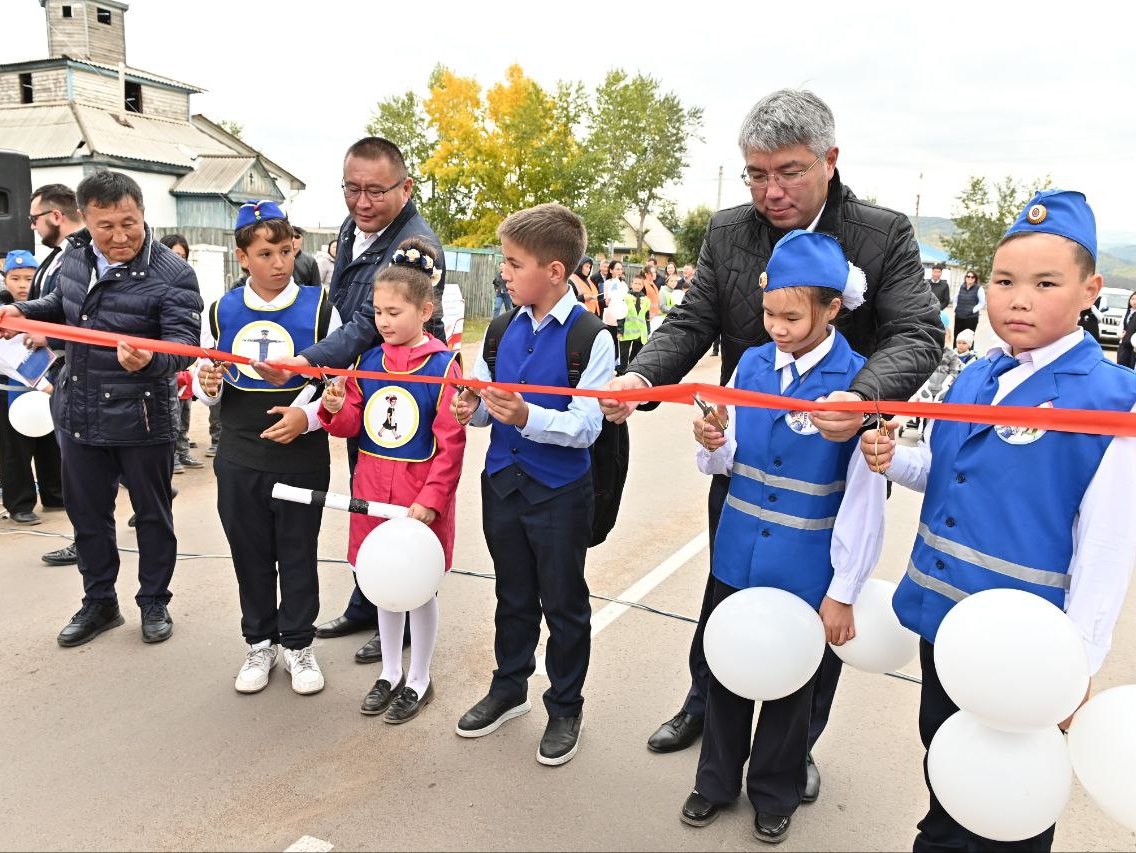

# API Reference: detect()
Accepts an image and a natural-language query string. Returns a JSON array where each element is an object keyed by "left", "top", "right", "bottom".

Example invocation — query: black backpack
[{"left": 484, "top": 307, "right": 629, "bottom": 547}]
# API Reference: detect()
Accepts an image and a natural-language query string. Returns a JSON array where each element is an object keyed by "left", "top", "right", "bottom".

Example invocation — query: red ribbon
[{"left": 4, "top": 315, "right": 1134, "bottom": 437}]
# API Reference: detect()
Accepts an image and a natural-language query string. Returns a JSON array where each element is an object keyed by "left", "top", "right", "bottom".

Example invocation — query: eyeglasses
[
  {"left": 28, "top": 210, "right": 55, "bottom": 226},
  {"left": 965, "top": 274, "right": 976, "bottom": 279},
  {"left": 340, "top": 178, "right": 407, "bottom": 202},
  {"left": 741, "top": 155, "right": 822, "bottom": 190}
]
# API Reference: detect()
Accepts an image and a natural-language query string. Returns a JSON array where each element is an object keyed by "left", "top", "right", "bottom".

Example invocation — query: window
[
  {"left": 96, "top": 7, "right": 111, "bottom": 24},
  {"left": 19, "top": 73, "right": 33, "bottom": 104},
  {"left": 124, "top": 80, "right": 142, "bottom": 113},
  {"left": 61, "top": 5, "right": 73, "bottom": 17}
]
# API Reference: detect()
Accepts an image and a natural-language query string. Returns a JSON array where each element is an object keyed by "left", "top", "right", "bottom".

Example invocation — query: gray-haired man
[{"left": 600, "top": 89, "right": 942, "bottom": 837}]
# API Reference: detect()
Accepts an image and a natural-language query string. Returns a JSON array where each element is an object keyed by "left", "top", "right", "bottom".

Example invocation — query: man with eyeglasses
[
  {"left": 251, "top": 136, "right": 445, "bottom": 662},
  {"left": 600, "top": 89, "right": 941, "bottom": 834}
]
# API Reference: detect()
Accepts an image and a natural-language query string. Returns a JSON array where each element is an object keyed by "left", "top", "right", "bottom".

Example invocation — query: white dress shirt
[
  {"left": 351, "top": 224, "right": 387, "bottom": 261},
  {"left": 885, "top": 329, "right": 1136, "bottom": 673},
  {"left": 697, "top": 328, "right": 887, "bottom": 604},
  {"left": 193, "top": 281, "right": 342, "bottom": 433},
  {"left": 468, "top": 287, "right": 616, "bottom": 447}
]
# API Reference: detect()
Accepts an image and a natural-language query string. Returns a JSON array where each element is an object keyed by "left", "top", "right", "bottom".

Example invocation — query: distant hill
[{"left": 906, "top": 214, "right": 1136, "bottom": 289}]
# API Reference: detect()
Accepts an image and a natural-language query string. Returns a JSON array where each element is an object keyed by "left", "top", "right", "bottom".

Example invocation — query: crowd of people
[{"left": 1, "top": 87, "right": 1134, "bottom": 852}]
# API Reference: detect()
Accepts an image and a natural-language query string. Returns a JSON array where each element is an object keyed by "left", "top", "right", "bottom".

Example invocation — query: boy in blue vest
[
  {"left": 681, "top": 230, "right": 886, "bottom": 844},
  {"left": 451, "top": 202, "right": 616, "bottom": 766},
  {"left": 862, "top": 190, "right": 1136, "bottom": 852},
  {"left": 195, "top": 201, "right": 340, "bottom": 696}
]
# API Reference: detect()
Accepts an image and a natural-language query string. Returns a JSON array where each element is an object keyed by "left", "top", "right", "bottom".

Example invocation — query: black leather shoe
[
  {"left": 57, "top": 602, "right": 124, "bottom": 647},
  {"left": 140, "top": 603, "right": 173, "bottom": 643},
  {"left": 803, "top": 752, "right": 820, "bottom": 803},
  {"left": 538, "top": 712, "right": 583, "bottom": 766},
  {"left": 647, "top": 711, "right": 704, "bottom": 753},
  {"left": 680, "top": 791, "right": 721, "bottom": 827},
  {"left": 384, "top": 681, "right": 434, "bottom": 724},
  {"left": 456, "top": 693, "right": 531, "bottom": 738},
  {"left": 11, "top": 511, "right": 41, "bottom": 525},
  {"left": 753, "top": 813, "right": 791, "bottom": 844},
  {"left": 354, "top": 632, "right": 382, "bottom": 663},
  {"left": 360, "top": 674, "right": 405, "bottom": 716},
  {"left": 314, "top": 615, "right": 371, "bottom": 639},
  {"left": 42, "top": 543, "right": 78, "bottom": 566}
]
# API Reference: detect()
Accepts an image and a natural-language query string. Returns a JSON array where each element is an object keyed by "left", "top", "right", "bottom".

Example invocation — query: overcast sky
[{"left": 7, "top": 0, "right": 1136, "bottom": 244}]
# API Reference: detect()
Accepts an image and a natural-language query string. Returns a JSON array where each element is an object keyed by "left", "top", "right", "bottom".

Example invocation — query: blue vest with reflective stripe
[
  {"left": 215, "top": 285, "right": 324, "bottom": 392},
  {"left": 893, "top": 334, "right": 1136, "bottom": 642},
  {"left": 357, "top": 347, "right": 455, "bottom": 462},
  {"left": 485, "top": 305, "right": 590, "bottom": 488},
  {"left": 713, "top": 334, "right": 865, "bottom": 607}
]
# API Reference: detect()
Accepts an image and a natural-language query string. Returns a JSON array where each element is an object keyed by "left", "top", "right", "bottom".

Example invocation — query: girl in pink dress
[{"left": 320, "top": 238, "right": 465, "bottom": 723}]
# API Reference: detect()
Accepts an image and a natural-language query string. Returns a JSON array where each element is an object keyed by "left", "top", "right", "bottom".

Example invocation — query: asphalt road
[{"left": 2, "top": 338, "right": 1134, "bottom": 852}]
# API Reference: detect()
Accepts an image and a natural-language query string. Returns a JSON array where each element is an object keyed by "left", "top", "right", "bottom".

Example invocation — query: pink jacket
[{"left": 319, "top": 334, "right": 465, "bottom": 569}]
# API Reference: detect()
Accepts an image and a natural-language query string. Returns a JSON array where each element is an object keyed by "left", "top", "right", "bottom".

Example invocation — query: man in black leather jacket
[
  {"left": 601, "top": 90, "right": 942, "bottom": 808},
  {"left": 0, "top": 170, "right": 203, "bottom": 649}
]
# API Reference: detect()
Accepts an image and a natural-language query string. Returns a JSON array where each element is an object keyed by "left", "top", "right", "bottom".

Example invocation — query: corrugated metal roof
[
  {"left": 75, "top": 104, "right": 237, "bottom": 166},
  {"left": 68, "top": 59, "right": 204, "bottom": 94},
  {"left": 0, "top": 104, "right": 86, "bottom": 159},
  {"left": 171, "top": 156, "right": 256, "bottom": 194},
  {"left": 619, "top": 211, "right": 677, "bottom": 255}
]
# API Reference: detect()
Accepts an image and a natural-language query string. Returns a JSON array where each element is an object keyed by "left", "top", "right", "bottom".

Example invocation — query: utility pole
[
  {"left": 716, "top": 165, "right": 723, "bottom": 210},
  {"left": 914, "top": 172, "right": 923, "bottom": 244}
]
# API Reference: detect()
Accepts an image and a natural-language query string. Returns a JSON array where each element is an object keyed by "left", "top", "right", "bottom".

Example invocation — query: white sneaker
[
  {"left": 235, "top": 644, "right": 278, "bottom": 694},
  {"left": 282, "top": 645, "right": 325, "bottom": 695}
]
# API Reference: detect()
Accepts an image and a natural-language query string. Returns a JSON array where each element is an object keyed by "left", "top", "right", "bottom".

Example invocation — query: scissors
[{"left": 693, "top": 393, "right": 727, "bottom": 432}]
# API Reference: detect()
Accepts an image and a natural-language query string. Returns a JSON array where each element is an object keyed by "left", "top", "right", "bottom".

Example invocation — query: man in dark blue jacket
[
  {"left": 252, "top": 137, "right": 445, "bottom": 659},
  {"left": 0, "top": 170, "right": 203, "bottom": 648}
]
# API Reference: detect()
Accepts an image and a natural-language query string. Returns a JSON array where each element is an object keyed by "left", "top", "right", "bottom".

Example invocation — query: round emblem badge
[
  {"left": 363, "top": 385, "right": 420, "bottom": 449},
  {"left": 993, "top": 402, "right": 1051, "bottom": 446},
  {"left": 1026, "top": 204, "right": 1048, "bottom": 225},
  {"left": 759, "top": 271, "right": 768, "bottom": 289},
  {"left": 231, "top": 321, "right": 295, "bottom": 379},
  {"left": 785, "top": 410, "right": 819, "bottom": 435}
]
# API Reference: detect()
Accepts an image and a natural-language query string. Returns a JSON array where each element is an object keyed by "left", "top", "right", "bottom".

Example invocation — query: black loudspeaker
[{"left": 0, "top": 150, "right": 34, "bottom": 255}]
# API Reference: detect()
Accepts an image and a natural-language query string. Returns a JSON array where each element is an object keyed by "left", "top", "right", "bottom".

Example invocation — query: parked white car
[{"left": 1099, "top": 287, "right": 1134, "bottom": 345}]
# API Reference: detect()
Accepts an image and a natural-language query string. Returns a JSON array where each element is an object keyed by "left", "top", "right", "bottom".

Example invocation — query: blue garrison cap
[
  {"left": 3, "top": 249, "right": 40, "bottom": 273},
  {"left": 1004, "top": 189, "right": 1096, "bottom": 260},
  {"left": 760, "top": 230, "right": 848, "bottom": 293},
  {"left": 234, "top": 200, "right": 287, "bottom": 231}
]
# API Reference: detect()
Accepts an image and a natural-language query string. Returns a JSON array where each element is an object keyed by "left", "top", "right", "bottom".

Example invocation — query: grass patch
[{"left": 461, "top": 315, "right": 491, "bottom": 344}]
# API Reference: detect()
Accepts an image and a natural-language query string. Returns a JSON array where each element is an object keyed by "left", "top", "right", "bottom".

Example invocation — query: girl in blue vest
[
  {"left": 319, "top": 238, "right": 466, "bottom": 724},
  {"left": 197, "top": 202, "right": 339, "bottom": 697},
  {"left": 862, "top": 190, "right": 1136, "bottom": 852},
  {"left": 682, "top": 230, "right": 886, "bottom": 845}
]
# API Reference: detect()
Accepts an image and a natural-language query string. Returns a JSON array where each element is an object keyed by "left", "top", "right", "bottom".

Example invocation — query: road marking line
[
  {"left": 285, "top": 837, "right": 334, "bottom": 852},
  {"left": 535, "top": 530, "right": 709, "bottom": 677}
]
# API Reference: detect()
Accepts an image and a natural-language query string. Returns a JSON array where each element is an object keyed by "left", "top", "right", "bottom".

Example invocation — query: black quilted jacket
[
  {"left": 15, "top": 228, "right": 203, "bottom": 445},
  {"left": 631, "top": 171, "right": 944, "bottom": 402}
]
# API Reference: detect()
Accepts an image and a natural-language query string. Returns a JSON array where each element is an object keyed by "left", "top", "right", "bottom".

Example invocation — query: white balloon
[
  {"left": 8, "top": 390, "right": 53, "bottom": 437},
  {"left": 704, "top": 586, "right": 825, "bottom": 701},
  {"left": 355, "top": 517, "right": 445, "bottom": 611},
  {"left": 928, "top": 710, "right": 1072, "bottom": 842},
  {"left": 934, "top": 588, "right": 1088, "bottom": 731},
  {"left": 1067, "top": 685, "right": 1136, "bottom": 831},
  {"left": 830, "top": 578, "right": 919, "bottom": 674}
]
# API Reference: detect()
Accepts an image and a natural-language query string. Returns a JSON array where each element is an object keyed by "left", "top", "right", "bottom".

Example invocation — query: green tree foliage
[
  {"left": 589, "top": 71, "right": 704, "bottom": 254},
  {"left": 364, "top": 66, "right": 702, "bottom": 252},
  {"left": 218, "top": 119, "right": 243, "bottom": 139},
  {"left": 674, "top": 205, "right": 714, "bottom": 265},
  {"left": 943, "top": 175, "right": 1052, "bottom": 282}
]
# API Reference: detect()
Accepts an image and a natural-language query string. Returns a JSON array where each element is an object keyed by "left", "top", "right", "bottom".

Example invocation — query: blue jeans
[{"left": 493, "top": 291, "right": 513, "bottom": 316}]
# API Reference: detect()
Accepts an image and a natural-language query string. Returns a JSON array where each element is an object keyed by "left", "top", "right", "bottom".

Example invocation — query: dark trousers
[
  {"left": 215, "top": 457, "right": 327, "bottom": 650},
  {"left": 914, "top": 640, "right": 1055, "bottom": 852},
  {"left": 682, "top": 474, "right": 843, "bottom": 755},
  {"left": 58, "top": 433, "right": 176, "bottom": 607},
  {"left": 617, "top": 338, "right": 644, "bottom": 375},
  {"left": 0, "top": 394, "right": 63, "bottom": 513},
  {"left": 953, "top": 314, "right": 979, "bottom": 337},
  {"left": 341, "top": 434, "right": 379, "bottom": 623},
  {"left": 208, "top": 402, "right": 221, "bottom": 445},
  {"left": 483, "top": 469, "right": 593, "bottom": 717},
  {"left": 174, "top": 399, "right": 192, "bottom": 457},
  {"left": 696, "top": 578, "right": 821, "bottom": 816}
]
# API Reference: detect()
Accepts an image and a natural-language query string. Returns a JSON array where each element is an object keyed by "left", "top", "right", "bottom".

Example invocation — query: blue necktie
[
  {"left": 969, "top": 353, "right": 1020, "bottom": 436},
  {"left": 786, "top": 362, "right": 803, "bottom": 397}
]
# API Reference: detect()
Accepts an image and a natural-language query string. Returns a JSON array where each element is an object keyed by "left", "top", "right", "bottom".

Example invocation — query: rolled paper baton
[{"left": 271, "top": 483, "right": 409, "bottom": 519}]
